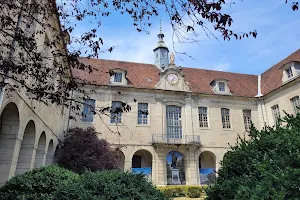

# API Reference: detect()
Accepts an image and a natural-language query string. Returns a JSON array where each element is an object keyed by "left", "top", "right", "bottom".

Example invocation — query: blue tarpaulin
[{"left": 132, "top": 168, "right": 152, "bottom": 175}]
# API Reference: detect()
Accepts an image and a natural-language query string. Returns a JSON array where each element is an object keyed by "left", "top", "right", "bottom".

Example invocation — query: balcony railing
[{"left": 152, "top": 134, "right": 200, "bottom": 145}]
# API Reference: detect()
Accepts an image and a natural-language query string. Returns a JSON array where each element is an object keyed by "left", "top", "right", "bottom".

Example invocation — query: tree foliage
[
  {"left": 0, "top": 165, "right": 78, "bottom": 200},
  {"left": 206, "top": 113, "right": 300, "bottom": 200},
  {"left": 0, "top": 165, "right": 167, "bottom": 200},
  {"left": 0, "top": 0, "right": 298, "bottom": 124},
  {"left": 56, "top": 170, "right": 167, "bottom": 200},
  {"left": 55, "top": 127, "right": 119, "bottom": 173}
]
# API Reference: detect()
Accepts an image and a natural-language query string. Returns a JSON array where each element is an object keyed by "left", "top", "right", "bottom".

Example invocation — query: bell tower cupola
[{"left": 153, "top": 23, "right": 169, "bottom": 70}]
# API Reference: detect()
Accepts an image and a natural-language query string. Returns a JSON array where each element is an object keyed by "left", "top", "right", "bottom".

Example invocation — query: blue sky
[{"left": 63, "top": 0, "right": 300, "bottom": 75}]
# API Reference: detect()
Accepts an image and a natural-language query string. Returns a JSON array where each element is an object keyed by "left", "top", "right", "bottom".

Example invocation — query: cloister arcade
[
  {"left": 116, "top": 146, "right": 220, "bottom": 186},
  {"left": 0, "top": 101, "right": 60, "bottom": 185}
]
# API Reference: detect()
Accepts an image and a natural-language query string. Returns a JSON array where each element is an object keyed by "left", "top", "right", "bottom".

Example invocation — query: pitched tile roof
[
  {"left": 261, "top": 49, "right": 300, "bottom": 95},
  {"left": 181, "top": 68, "right": 258, "bottom": 97},
  {"left": 73, "top": 49, "right": 300, "bottom": 98},
  {"left": 74, "top": 58, "right": 258, "bottom": 97}
]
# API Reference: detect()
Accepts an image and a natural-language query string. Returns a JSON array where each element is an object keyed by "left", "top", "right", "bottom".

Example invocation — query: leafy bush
[
  {"left": 206, "top": 113, "right": 300, "bottom": 200},
  {"left": 158, "top": 186, "right": 206, "bottom": 198},
  {"left": 162, "top": 187, "right": 185, "bottom": 198},
  {"left": 54, "top": 170, "right": 167, "bottom": 200},
  {"left": 0, "top": 167, "right": 166, "bottom": 200},
  {"left": 186, "top": 186, "right": 203, "bottom": 198},
  {"left": 0, "top": 165, "right": 78, "bottom": 200},
  {"left": 55, "top": 127, "right": 119, "bottom": 173}
]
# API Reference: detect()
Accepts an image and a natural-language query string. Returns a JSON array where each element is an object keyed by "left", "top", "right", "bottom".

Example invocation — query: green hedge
[
  {"left": 56, "top": 170, "right": 167, "bottom": 200},
  {"left": 158, "top": 186, "right": 206, "bottom": 198},
  {"left": 0, "top": 165, "right": 167, "bottom": 200},
  {"left": 0, "top": 165, "right": 78, "bottom": 200}
]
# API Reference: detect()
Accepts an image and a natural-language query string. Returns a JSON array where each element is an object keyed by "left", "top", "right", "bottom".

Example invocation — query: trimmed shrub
[
  {"left": 186, "top": 186, "right": 203, "bottom": 198},
  {"left": 54, "top": 170, "right": 167, "bottom": 200},
  {"left": 162, "top": 187, "right": 185, "bottom": 198},
  {"left": 0, "top": 165, "right": 78, "bottom": 200},
  {"left": 158, "top": 186, "right": 206, "bottom": 198}
]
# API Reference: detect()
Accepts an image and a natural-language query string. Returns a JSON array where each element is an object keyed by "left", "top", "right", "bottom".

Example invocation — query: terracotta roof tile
[
  {"left": 73, "top": 58, "right": 259, "bottom": 97},
  {"left": 73, "top": 58, "right": 160, "bottom": 89},
  {"left": 261, "top": 49, "right": 300, "bottom": 95},
  {"left": 181, "top": 68, "right": 258, "bottom": 97},
  {"left": 73, "top": 49, "right": 300, "bottom": 97}
]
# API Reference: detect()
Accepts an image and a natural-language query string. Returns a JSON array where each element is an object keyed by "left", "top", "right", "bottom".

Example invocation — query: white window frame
[
  {"left": 271, "top": 105, "right": 281, "bottom": 125},
  {"left": 82, "top": 99, "right": 95, "bottom": 123},
  {"left": 113, "top": 72, "right": 123, "bottom": 82},
  {"left": 243, "top": 110, "right": 252, "bottom": 130},
  {"left": 198, "top": 107, "right": 209, "bottom": 128},
  {"left": 221, "top": 108, "right": 231, "bottom": 129},
  {"left": 137, "top": 103, "right": 148, "bottom": 125},
  {"left": 290, "top": 96, "right": 300, "bottom": 115},
  {"left": 110, "top": 101, "right": 122, "bottom": 124},
  {"left": 218, "top": 82, "right": 226, "bottom": 92},
  {"left": 285, "top": 67, "right": 293, "bottom": 78},
  {"left": 166, "top": 105, "right": 182, "bottom": 139}
]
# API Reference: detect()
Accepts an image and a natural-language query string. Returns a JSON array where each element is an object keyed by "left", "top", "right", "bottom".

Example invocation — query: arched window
[{"left": 166, "top": 105, "right": 182, "bottom": 139}]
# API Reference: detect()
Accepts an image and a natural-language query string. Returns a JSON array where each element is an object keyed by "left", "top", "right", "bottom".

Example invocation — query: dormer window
[
  {"left": 114, "top": 72, "right": 122, "bottom": 82},
  {"left": 281, "top": 62, "right": 300, "bottom": 83},
  {"left": 285, "top": 67, "right": 293, "bottom": 78},
  {"left": 109, "top": 69, "right": 127, "bottom": 85},
  {"left": 218, "top": 82, "right": 226, "bottom": 92},
  {"left": 210, "top": 79, "right": 231, "bottom": 95}
]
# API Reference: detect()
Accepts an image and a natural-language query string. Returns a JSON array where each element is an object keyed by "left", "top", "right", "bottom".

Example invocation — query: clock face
[{"left": 167, "top": 73, "right": 179, "bottom": 84}]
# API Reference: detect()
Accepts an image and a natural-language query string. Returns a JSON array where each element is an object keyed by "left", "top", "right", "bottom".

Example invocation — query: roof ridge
[
  {"left": 79, "top": 57, "right": 155, "bottom": 66},
  {"left": 181, "top": 66, "right": 258, "bottom": 76},
  {"left": 80, "top": 57, "right": 258, "bottom": 76},
  {"left": 261, "top": 48, "right": 300, "bottom": 75}
]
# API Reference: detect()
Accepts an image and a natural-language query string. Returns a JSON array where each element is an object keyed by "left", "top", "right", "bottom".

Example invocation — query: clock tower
[{"left": 153, "top": 25, "right": 169, "bottom": 70}]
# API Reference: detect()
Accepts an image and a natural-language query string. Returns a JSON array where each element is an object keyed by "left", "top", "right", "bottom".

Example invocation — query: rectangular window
[
  {"left": 137, "top": 103, "right": 148, "bottom": 124},
  {"left": 198, "top": 107, "right": 208, "bottom": 128},
  {"left": 285, "top": 67, "right": 293, "bottom": 78},
  {"left": 114, "top": 73, "right": 122, "bottom": 82},
  {"left": 166, "top": 106, "right": 182, "bottom": 139},
  {"left": 290, "top": 96, "right": 300, "bottom": 115},
  {"left": 271, "top": 105, "right": 281, "bottom": 125},
  {"left": 218, "top": 82, "right": 226, "bottom": 92},
  {"left": 82, "top": 99, "right": 95, "bottom": 122},
  {"left": 110, "top": 101, "right": 122, "bottom": 123},
  {"left": 243, "top": 110, "right": 252, "bottom": 130},
  {"left": 221, "top": 108, "right": 231, "bottom": 129}
]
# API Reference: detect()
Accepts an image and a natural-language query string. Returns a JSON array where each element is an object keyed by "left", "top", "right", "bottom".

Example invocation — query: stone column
[
  {"left": 156, "top": 147, "right": 166, "bottom": 185},
  {"left": 151, "top": 149, "right": 158, "bottom": 185},
  {"left": 184, "top": 98, "right": 194, "bottom": 137},
  {"left": 185, "top": 148, "right": 199, "bottom": 185}
]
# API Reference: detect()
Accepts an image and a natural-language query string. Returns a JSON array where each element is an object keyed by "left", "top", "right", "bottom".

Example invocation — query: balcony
[{"left": 152, "top": 134, "right": 201, "bottom": 146}]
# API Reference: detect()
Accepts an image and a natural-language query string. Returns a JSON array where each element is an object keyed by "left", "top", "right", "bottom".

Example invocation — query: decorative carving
[{"left": 170, "top": 52, "right": 175, "bottom": 64}]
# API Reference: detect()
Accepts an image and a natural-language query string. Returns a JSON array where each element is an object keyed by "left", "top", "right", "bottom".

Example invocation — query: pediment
[{"left": 155, "top": 66, "right": 190, "bottom": 92}]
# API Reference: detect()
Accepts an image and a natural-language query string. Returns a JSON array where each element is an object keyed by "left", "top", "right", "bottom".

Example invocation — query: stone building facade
[
  {"left": 1, "top": 1, "right": 300, "bottom": 187},
  {"left": 0, "top": 1, "right": 69, "bottom": 185},
  {"left": 71, "top": 30, "right": 300, "bottom": 185}
]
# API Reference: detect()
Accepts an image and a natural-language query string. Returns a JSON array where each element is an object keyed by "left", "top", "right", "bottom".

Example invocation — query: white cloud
[{"left": 212, "top": 64, "right": 230, "bottom": 72}]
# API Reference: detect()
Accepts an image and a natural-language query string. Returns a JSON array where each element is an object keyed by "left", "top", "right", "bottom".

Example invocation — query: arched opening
[
  {"left": 166, "top": 150, "right": 185, "bottom": 185},
  {"left": 0, "top": 103, "right": 20, "bottom": 184},
  {"left": 53, "top": 145, "right": 59, "bottom": 164},
  {"left": 34, "top": 132, "right": 46, "bottom": 168},
  {"left": 15, "top": 120, "right": 36, "bottom": 175},
  {"left": 199, "top": 151, "right": 216, "bottom": 185},
  {"left": 132, "top": 149, "right": 152, "bottom": 180},
  {"left": 116, "top": 150, "right": 125, "bottom": 172},
  {"left": 45, "top": 139, "right": 54, "bottom": 165}
]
